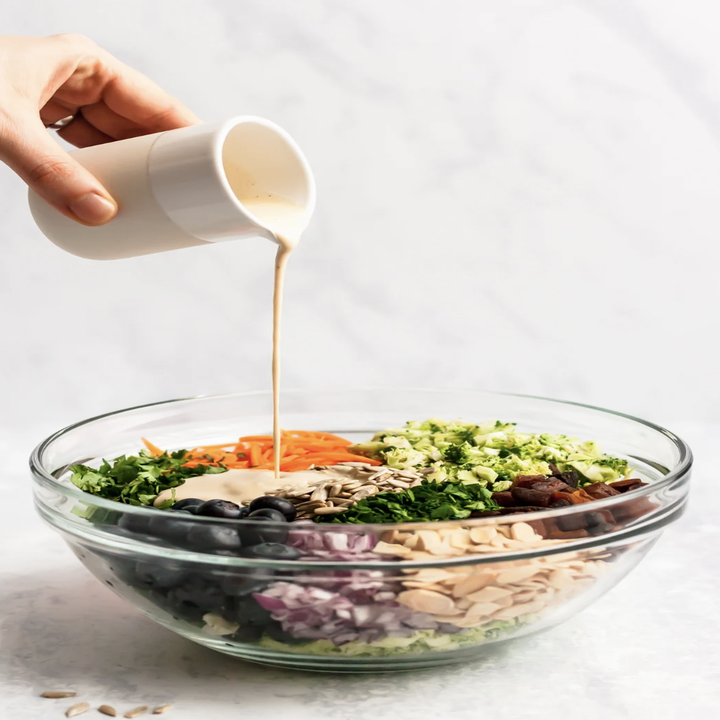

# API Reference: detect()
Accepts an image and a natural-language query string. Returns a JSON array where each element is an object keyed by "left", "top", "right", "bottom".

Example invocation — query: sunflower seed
[
  {"left": 295, "top": 499, "right": 326, "bottom": 507},
  {"left": 313, "top": 506, "right": 348, "bottom": 515},
  {"left": 386, "top": 478, "right": 410, "bottom": 489},
  {"left": 66, "top": 704, "right": 90, "bottom": 717},
  {"left": 349, "top": 486, "right": 379, "bottom": 502},
  {"left": 395, "top": 470, "right": 420, "bottom": 480},
  {"left": 41, "top": 691, "right": 77, "bottom": 699},
  {"left": 153, "top": 706, "right": 173, "bottom": 715},
  {"left": 124, "top": 707, "right": 149, "bottom": 719},
  {"left": 328, "top": 483, "right": 343, "bottom": 497},
  {"left": 336, "top": 462, "right": 373, "bottom": 468},
  {"left": 99, "top": 705, "right": 118, "bottom": 717},
  {"left": 309, "top": 485, "right": 328, "bottom": 503}
]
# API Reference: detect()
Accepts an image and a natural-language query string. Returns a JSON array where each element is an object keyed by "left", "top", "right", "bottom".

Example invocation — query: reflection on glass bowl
[{"left": 30, "top": 389, "right": 692, "bottom": 671}]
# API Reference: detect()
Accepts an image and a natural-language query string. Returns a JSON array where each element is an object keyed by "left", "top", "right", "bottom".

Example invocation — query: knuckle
[
  {"left": 51, "top": 33, "right": 96, "bottom": 48},
  {"left": 28, "top": 158, "right": 77, "bottom": 188}
]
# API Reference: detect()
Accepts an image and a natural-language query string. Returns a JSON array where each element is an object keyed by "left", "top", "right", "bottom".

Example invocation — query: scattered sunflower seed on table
[
  {"left": 124, "top": 706, "right": 149, "bottom": 719},
  {"left": 65, "top": 703, "right": 90, "bottom": 718}
]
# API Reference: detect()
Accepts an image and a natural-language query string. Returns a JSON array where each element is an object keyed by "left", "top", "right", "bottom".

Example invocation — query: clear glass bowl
[{"left": 29, "top": 389, "right": 692, "bottom": 671}]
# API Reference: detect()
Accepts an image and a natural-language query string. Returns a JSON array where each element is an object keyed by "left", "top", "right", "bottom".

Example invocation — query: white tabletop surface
[{"left": 0, "top": 421, "right": 716, "bottom": 720}]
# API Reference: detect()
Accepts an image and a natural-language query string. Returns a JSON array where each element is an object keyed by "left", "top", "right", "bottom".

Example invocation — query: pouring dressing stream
[{"left": 228, "top": 164, "right": 312, "bottom": 478}]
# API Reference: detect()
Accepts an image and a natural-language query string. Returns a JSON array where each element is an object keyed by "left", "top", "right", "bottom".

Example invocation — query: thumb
[{"left": 1, "top": 116, "right": 117, "bottom": 226}]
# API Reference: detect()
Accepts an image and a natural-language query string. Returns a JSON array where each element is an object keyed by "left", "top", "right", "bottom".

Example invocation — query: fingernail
[{"left": 69, "top": 193, "right": 117, "bottom": 225}]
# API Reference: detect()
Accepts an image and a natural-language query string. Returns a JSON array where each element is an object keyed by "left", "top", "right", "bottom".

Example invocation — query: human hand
[{"left": 0, "top": 34, "right": 200, "bottom": 225}]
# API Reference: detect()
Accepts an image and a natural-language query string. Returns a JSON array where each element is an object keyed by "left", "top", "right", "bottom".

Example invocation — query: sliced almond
[
  {"left": 396, "top": 589, "right": 456, "bottom": 615},
  {"left": 373, "top": 541, "right": 412, "bottom": 556},
  {"left": 452, "top": 572, "right": 496, "bottom": 598},
  {"left": 402, "top": 582, "right": 451, "bottom": 593},
  {"left": 492, "top": 599, "right": 547, "bottom": 620},
  {"left": 467, "top": 545, "right": 505, "bottom": 554},
  {"left": 448, "top": 529, "right": 474, "bottom": 549},
  {"left": 496, "top": 566, "right": 541, "bottom": 585},
  {"left": 415, "top": 530, "right": 443, "bottom": 552},
  {"left": 438, "top": 574, "right": 466, "bottom": 586},
  {"left": 465, "top": 586, "right": 514, "bottom": 603},
  {"left": 548, "top": 568, "right": 575, "bottom": 590},
  {"left": 510, "top": 522, "right": 539, "bottom": 542},
  {"left": 404, "top": 551, "right": 437, "bottom": 562},
  {"left": 433, "top": 612, "right": 468, "bottom": 622},
  {"left": 494, "top": 595, "right": 514, "bottom": 608},
  {"left": 403, "top": 533, "right": 420, "bottom": 550},
  {"left": 465, "top": 601, "right": 501, "bottom": 618},
  {"left": 469, "top": 526, "right": 497, "bottom": 544},
  {"left": 426, "top": 541, "right": 461, "bottom": 557},
  {"left": 413, "top": 568, "right": 458, "bottom": 584}
]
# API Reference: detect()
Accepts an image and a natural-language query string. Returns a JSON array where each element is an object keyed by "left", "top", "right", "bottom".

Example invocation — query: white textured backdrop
[{"left": 1, "top": 0, "right": 719, "bottom": 445}]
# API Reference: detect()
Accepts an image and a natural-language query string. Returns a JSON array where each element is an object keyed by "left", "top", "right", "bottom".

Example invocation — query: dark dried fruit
[
  {"left": 583, "top": 482, "right": 622, "bottom": 500},
  {"left": 511, "top": 486, "right": 554, "bottom": 507},
  {"left": 608, "top": 478, "right": 648, "bottom": 493},
  {"left": 548, "top": 463, "right": 580, "bottom": 488},
  {"left": 491, "top": 491, "right": 516, "bottom": 507}
]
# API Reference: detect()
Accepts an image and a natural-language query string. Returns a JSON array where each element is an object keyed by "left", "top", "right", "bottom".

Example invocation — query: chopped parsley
[
  {"left": 69, "top": 450, "right": 227, "bottom": 507},
  {"left": 316, "top": 479, "right": 500, "bottom": 524}
]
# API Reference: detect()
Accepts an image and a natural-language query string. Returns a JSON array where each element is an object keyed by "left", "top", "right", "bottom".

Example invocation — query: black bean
[
  {"left": 248, "top": 496, "right": 297, "bottom": 521},
  {"left": 241, "top": 543, "right": 301, "bottom": 561},
  {"left": 239, "top": 516, "right": 288, "bottom": 546},
  {"left": 222, "top": 569, "right": 276, "bottom": 598},
  {"left": 197, "top": 499, "right": 243, "bottom": 519},
  {"left": 148, "top": 511, "right": 195, "bottom": 544},
  {"left": 118, "top": 512, "right": 153, "bottom": 535},
  {"left": 186, "top": 524, "right": 242, "bottom": 552},
  {"left": 232, "top": 624, "right": 265, "bottom": 643},
  {"left": 173, "top": 498, "right": 205, "bottom": 512},
  {"left": 248, "top": 508, "right": 287, "bottom": 523},
  {"left": 234, "top": 596, "right": 274, "bottom": 626},
  {"left": 133, "top": 560, "right": 187, "bottom": 589}
]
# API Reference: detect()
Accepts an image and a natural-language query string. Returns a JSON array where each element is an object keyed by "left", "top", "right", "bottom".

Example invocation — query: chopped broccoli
[{"left": 349, "top": 418, "right": 629, "bottom": 493}]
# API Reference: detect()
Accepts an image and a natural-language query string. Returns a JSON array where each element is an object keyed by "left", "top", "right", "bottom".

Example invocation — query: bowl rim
[{"left": 29, "top": 387, "right": 693, "bottom": 557}]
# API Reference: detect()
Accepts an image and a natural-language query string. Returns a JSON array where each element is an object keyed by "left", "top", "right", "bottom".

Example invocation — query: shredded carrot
[
  {"left": 248, "top": 443, "right": 262, "bottom": 467},
  {"left": 144, "top": 430, "right": 376, "bottom": 473},
  {"left": 142, "top": 438, "right": 165, "bottom": 456}
]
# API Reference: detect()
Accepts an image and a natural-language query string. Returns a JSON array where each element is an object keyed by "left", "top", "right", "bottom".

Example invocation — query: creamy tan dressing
[
  {"left": 224, "top": 163, "right": 311, "bottom": 478},
  {"left": 154, "top": 468, "right": 331, "bottom": 507}
]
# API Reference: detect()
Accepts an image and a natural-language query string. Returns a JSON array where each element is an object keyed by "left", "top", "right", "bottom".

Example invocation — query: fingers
[
  {"left": 77, "top": 101, "right": 153, "bottom": 140},
  {"left": 57, "top": 113, "right": 114, "bottom": 147},
  {"left": 100, "top": 60, "right": 201, "bottom": 131},
  {"left": 0, "top": 113, "right": 117, "bottom": 225}
]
